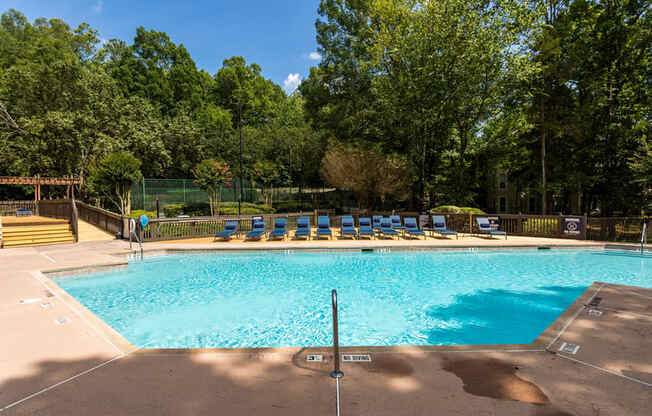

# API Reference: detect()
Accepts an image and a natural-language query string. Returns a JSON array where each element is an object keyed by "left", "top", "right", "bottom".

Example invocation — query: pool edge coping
[
  {"left": 37, "top": 247, "right": 626, "bottom": 356},
  {"left": 35, "top": 270, "right": 139, "bottom": 355}
]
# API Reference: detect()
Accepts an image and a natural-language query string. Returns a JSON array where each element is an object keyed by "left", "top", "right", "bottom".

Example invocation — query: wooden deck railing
[
  {"left": 586, "top": 217, "right": 651, "bottom": 243},
  {"left": 38, "top": 200, "right": 79, "bottom": 242},
  {"left": 3, "top": 199, "right": 647, "bottom": 244},
  {"left": 76, "top": 201, "right": 125, "bottom": 237}
]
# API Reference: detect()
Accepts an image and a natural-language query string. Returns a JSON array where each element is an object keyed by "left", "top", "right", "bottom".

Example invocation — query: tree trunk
[{"left": 540, "top": 100, "right": 547, "bottom": 215}]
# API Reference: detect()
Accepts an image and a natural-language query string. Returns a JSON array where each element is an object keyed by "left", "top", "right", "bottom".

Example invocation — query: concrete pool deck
[{"left": 0, "top": 238, "right": 650, "bottom": 415}]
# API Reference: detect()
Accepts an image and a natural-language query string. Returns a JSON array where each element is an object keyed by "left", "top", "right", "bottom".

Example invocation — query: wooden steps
[{"left": 1, "top": 223, "right": 75, "bottom": 248}]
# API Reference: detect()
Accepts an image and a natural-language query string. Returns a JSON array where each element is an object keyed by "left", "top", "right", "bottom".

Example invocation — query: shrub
[
  {"left": 431, "top": 205, "right": 463, "bottom": 214},
  {"left": 274, "top": 202, "right": 314, "bottom": 213},
  {"left": 127, "top": 210, "right": 157, "bottom": 219},
  {"left": 163, "top": 204, "right": 185, "bottom": 217},
  {"left": 162, "top": 202, "right": 275, "bottom": 217},
  {"left": 430, "top": 205, "right": 486, "bottom": 215},
  {"left": 459, "top": 207, "right": 487, "bottom": 214}
]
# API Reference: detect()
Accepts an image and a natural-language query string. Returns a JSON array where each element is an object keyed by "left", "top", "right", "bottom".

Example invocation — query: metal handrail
[
  {"left": 331, "top": 289, "right": 343, "bottom": 379},
  {"left": 129, "top": 218, "right": 144, "bottom": 259},
  {"left": 641, "top": 219, "right": 648, "bottom": 254}
]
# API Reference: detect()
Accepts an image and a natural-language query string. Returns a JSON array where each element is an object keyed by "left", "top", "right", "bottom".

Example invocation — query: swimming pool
[{"left": 55, "top": 249, "right": 651, "bottom": 349}]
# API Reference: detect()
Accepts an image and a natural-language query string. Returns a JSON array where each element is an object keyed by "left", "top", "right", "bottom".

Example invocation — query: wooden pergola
[{"left": 0, "top": 175, "right": 82, "bottom": 200}]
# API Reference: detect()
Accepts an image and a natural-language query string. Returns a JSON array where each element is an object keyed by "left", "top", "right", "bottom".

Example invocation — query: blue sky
[{"left": 0, "top": 0, "right": 322, "bottom": 92}]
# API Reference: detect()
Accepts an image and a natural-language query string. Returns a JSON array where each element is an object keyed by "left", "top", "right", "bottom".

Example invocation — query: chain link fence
[{"left": 130, "top": 178, "right": 355, "bottom": 213}]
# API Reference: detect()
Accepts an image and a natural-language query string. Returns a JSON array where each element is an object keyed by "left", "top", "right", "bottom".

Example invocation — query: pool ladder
[{"left": 129, "top": 218, "right": 144, "bottom": 260}]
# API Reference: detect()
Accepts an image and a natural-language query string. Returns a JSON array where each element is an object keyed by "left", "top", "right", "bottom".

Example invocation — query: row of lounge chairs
[{"left": 215, "top": 215, "right": 506, "bottom": 241}]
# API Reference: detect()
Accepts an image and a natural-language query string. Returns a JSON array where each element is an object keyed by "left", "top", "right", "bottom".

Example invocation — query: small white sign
[
  {"left": 342, "top": 354, "right": 372, "bottom": 362},
  {"left": 559, "top": 342, "right": 580, "bottom": 355}
]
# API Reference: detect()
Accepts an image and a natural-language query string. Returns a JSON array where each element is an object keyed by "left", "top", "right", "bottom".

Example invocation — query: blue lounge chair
[
  {"left": 245, "top": 220, "right": 266, "bottom": 241},
  {"left": 428, "top": 215, "right": 458, "bottom": 239},
  {"left": 390, "top": 215, "right": 405, "bottom": 232},
  {"left": 294, "top": 216, "right": 311, "bottom": 240},
  {"left": 268, "top": 218, "right": 287, "bottom": 240},
  {"left": 372, "top": 215, "right": 383, "bottom": 231},
  {"left": 476, "top": 217, "right": 507, "bottom": 239},
  {"left": 339, "top": 215, "right": 357, "bottom": 239},
  {"left": 316, "top": 216, "right": 332, "bottom": 239},
  {"left": 214, "top": 220, "right": 238, "bottom": 241},
  {"left": 404, "top": 217, "right": 426, "bottom": 239},
  {"left": 358, "top": 217, "right": 375, "bottom": 239},
  {"left": 380, "top": 218, "right": 399, "bottom": 239}
]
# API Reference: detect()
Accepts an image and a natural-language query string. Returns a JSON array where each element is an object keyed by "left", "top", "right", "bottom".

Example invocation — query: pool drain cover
[
  {"left": 559, "top": 342, "right": 580, "bottom": 355},
  {"left": 306, "top": 355, "right": 323, "bottom": 362},
  {"left": 342, "top": 354, "right": 371, "bottom": 362}
]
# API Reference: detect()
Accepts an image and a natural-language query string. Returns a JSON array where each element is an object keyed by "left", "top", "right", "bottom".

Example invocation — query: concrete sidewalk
[{"left": 0, "top": 240, "right": 650, "bottom": 415}]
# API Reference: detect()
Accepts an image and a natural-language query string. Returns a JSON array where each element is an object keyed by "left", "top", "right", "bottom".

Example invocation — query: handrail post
[
  {"left": 70, "top": 199, "right": 79, "bottom": 243},
  {"left": 331, "top": 289, "right": 344, "bottom": 379}
]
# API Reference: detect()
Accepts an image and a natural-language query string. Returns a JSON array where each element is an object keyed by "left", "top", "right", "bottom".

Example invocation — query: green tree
[
  {"left": 252, "top": 160, "right": 280, "bottom": 206},
  {"left": 91, "top": 152, "right": 142, "bottom": 215},
  {"left": 193, "top": 159, "right": 233, "bottom": 216}
]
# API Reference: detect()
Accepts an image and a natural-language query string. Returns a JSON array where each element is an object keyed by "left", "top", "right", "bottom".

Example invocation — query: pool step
[{"left": 1, "top": 224, "right": 75, "bottom": 248}]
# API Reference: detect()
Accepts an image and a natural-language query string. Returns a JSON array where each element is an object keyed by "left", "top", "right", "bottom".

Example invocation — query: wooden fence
[
  {"left": 139, "top": 211, "right": 590, "bottom": 242},
  {"left": 586, "top": 217, "right": 650, "bottom": 243},
  {"left": 2, "top": 199, "right": 647, "bottom": 244},
  {"left": 76, "top": 201, "right": 125, "bottom": 237},
  {"left": 141, "top": 213, "right": 307, "bottom": 241},
  {"left": 38, "top": 200, "right": 79, "bottom": 242}
]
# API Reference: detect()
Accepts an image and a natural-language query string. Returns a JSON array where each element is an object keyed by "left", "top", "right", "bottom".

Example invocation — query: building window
[{"left": 500, "top": 197, "right": 506, "bottom": 212}]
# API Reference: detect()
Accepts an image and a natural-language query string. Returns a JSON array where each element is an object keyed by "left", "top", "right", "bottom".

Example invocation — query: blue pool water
[{"left": 56, "top": 249, "right": 651, "bottom": 349}]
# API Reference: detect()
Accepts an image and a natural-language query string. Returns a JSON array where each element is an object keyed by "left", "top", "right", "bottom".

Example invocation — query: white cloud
[
  {"left": 308, "top": 51, "right": 322, "bottom": 60},
  {"left": 92, "top": 0, "right": 104, "bottom": 14},
  {"left": 283, "top": 73, "right": 301, "bottom": 93}
]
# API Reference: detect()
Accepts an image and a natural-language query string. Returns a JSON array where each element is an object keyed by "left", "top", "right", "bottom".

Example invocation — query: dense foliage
[
  {"left": 0, "top": 10, "right": 323, "bottom": 202},
  {"left": 0, "top": 2, "right": 650, "bottom": 215},
  {"left": 301, "top": 0, "right": 651, "bottom": 214}
]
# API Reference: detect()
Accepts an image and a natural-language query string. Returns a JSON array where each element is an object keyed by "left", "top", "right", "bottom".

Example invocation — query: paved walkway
[{"left": 0, "top": 239, "right": 650, "bottom": 415}]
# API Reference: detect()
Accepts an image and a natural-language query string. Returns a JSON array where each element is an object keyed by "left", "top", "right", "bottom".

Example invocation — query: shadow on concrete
[
  {"left": 2, "top": 346, "right": 649, "bottom": 416},
  {"left": 0, "top": 352, "right": 333, "bottom": 416}
]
